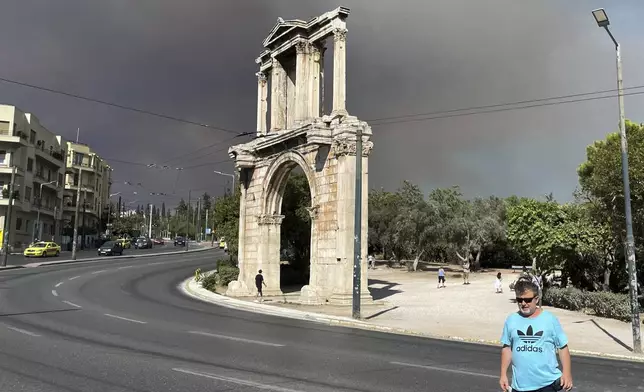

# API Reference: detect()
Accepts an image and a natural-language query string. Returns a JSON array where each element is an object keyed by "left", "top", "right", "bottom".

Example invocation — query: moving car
[
  {"left": 97, "top": 241, "right": 124, "bottom": 256},
  {"left": 134, "top": 236, "right": 153, "bottom": 249},
  {"left": 23, "top": 241, "right": 61, "bottom": 257},
  {"left": 219, "top": 237, "right": 226, "bottom": 249},
  {"left": 174, "top": 236, "right": 186, "bottom": 247},
  {"left": 153, "top": 238, "right": 164, "bottom": 245}
]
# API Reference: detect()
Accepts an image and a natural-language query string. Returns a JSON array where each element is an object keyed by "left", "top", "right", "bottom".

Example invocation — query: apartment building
[
  {"left": 0, "top": 105, "right": 67, "bottom": 251},
  {"left": 63, "top": 142, "right": 112, "bottom": 248}
]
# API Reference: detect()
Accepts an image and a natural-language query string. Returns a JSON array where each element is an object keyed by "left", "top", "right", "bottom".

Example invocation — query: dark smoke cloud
[{"left": 0, "top": 0, "right": 643, "bottom": 207}]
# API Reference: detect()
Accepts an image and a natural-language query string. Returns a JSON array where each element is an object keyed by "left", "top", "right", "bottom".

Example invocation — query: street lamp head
[{"left": 592, "top": 8, "right": 610, "bottom": 27}]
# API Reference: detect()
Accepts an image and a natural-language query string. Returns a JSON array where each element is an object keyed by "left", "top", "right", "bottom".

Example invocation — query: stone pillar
[
  {"left": 270, "top": 59, "right": 287, "bottom": 131},
  {"left": 309, "top": 44, "right": 322, "bottom": 118},
  {"left": 332, "top": 28, "right": 348, "bottom": 116},
  {"left": 299, "top": 205, "right": 322, "bottom": 305},
  {"left": 320, "top": 45, "right": 326, "bottom": 115},
  {"left": 256, "top": 214, "right": 284, "bottom": 296},
  {"left": 255, "top": 72, "right": 268, "bottom": 137},
  {"left": 295, "top": 41, "right": 311, "bottom": 122}
]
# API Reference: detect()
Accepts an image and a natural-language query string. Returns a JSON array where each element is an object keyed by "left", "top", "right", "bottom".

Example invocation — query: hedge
[{"left": 542, "top": 287, "right": 632, "bottom": 322}]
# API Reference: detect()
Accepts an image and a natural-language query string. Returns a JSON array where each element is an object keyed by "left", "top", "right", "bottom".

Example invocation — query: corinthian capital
[
  {"left": 255, "top": 71, "right": 267, "bottom": 83},
  {"left": 295, "top": 41, "right": 311, "bottom": 54},
  {"left": 333, "top": 28, "right": 347, "bottom": 42}
]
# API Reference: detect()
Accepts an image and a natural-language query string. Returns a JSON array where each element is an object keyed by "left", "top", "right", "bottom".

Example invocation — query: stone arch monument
[{"left": 226, "top": 6, "right": 373, "bottom": 306}]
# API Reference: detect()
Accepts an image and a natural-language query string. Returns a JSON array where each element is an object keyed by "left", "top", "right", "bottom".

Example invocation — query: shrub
[
  {"left": 216, "top": 265, "right": 239, "bottom": 287},
  {"left": 543, "top": 287, "right": 632, "bottom": 322},
  {"left": 216, "top": 258, "right": 236, "bottom": 268},
  {"left": 201, "top": 272, "right": 218, "bottom": 292}
]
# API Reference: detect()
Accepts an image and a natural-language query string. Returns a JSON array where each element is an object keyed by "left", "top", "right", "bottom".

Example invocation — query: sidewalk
[{"left": 182, "top": 266, "right": 644, "bottom": 362}]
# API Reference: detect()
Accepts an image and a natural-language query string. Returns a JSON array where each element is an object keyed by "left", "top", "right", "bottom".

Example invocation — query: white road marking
[
  {"left": 51, "top": 290, "right": 58, "bottom": 297},
  {"left": 92, "top": 270, "right": 106, "bottom": 274},
  {"left": 146, "top": 262, "right": 163, "bottom": 266},
  {"left": 104, "top": 313, "right": 147, "bottom": 324},
  {"left": 62, "top": 300, "right": 82, "bottom": 308},
  {"left": 117, "top": 266, "right": 133, "bottom": 270},
  {"left": 188, "top": 331, "right": 284, "bottom": 347},
  {"left": 55, "top": 282, "right": 64, "bottom": 287},
  {"left": 172, "top": 368, "right": 303, "bottom": 392},
  {"left": 390, "top": 361, "right": 497, "bottom": 379},
  {"left": 68, "top": 275, "right": 80, "bottom": 281},
  {"left": 6, "top": 326, "right": 41, "bottom": 337}
]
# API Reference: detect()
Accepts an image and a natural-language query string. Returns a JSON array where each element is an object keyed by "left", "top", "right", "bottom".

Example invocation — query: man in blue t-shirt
[{"left": 500, "top": 280, "right": 573, "bottom": 392}]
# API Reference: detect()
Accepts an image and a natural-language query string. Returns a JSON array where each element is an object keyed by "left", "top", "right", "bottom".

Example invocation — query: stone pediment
[{"left": 262, "top": 6, "right": 350, "bottom": 48}]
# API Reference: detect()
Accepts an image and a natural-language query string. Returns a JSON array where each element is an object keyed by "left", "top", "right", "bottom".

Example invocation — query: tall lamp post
[
  {"left": 592, "top": 8, "right": 641, "bottom": 354},
  {"left": 213, "top": 170, "right": 235, "bottom": 194},
  {"left": 106, "top": 192, "right": 121, "bottom": 235}
]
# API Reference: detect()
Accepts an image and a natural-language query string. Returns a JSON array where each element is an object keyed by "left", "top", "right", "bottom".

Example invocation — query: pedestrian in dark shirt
[{"left": 255, "top": 269, "right": 267, "bottom": 302}]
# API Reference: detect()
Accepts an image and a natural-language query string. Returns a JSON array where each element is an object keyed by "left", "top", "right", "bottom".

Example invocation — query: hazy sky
[{"left": 1, "top": 0, "right": 643, "bottom": 207}]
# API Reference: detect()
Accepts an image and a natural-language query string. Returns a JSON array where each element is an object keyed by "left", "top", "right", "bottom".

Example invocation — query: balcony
[
  {"left": 34, "top": 144, "right": 65, "bottom": 166},
  {"left": 0, "top": 164, "right": 25, "bottom": 176},
  {"left": 63, "top": 203, "right": 97, "bottom": 216},
  {"left": 68, "top": 162, "right": 98, "bottom": 173},
  {"left": 64, "top": 182, "right": 95, "bottom": 193},
  {"left": 0, "top": 129, "right": 28, "bottom": 145},
  {"left": 32, "top": 199, "right": 59, "bottom": 216},
  {"left": 33, "top": 173, "right": 60, "bottom": 190}
]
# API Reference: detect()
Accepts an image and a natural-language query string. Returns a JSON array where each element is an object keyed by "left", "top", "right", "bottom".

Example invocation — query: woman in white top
[{"left": 494, "top": 272, "right": 503, "bottom": 293}]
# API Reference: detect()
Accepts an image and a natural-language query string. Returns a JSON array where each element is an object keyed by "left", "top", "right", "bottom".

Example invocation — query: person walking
[
  {"left": 437, "top": 267, "right": 446, "bottom": 288},
  {"left": 499, "top": 280, "right": 573, "bottom": 392},
  {"left": 255, "top": 269, "right": 267, "bottom": 302},
  {"left": 495, "top": 272, "right": 503, "bottom": 293}
]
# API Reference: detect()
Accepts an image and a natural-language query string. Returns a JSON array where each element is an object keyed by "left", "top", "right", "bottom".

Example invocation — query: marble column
[
  {"left": 309, "top": 44, "right": 322, "bottom": 118},
  {"left": 332, "top": 28, "right": 348, "bottom": 116},
  {"left": 295, "top": 41, "right": 311, "bottom": 122},
  {"left": 270, "top": 59, "right": 287, "bottom": 131},
  {"left": 255, "top": 71, "right": 268, "bottom": 136},
  {"left": 320, "top": 45, "right": 327, "bottom": 115},
  {"left": 257, "top": 214, "right": 284, "bottom": 296}
]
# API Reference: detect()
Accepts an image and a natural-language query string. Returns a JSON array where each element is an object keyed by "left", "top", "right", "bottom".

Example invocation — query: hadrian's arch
[{"left": 226, "top": 6, "right": 373, "bottom": 305}]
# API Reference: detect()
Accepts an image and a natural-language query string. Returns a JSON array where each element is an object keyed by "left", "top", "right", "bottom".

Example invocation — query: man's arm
[
  {"left": 558, "top": 345, "right": 573, "bottom": 390},
  {"left": 499, "top": 346, "right": 512, "bottom": 391}
]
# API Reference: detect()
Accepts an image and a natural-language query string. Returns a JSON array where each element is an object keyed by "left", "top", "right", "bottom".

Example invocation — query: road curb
[
  {"left": 25, "top": 246, "right": 214, "bottom": 268},
  {"left": 0, "top": 265, "right": 25, "bottom": 270},
  {"left": 180, "top": 271, "right": 644, "bottom": 364}
]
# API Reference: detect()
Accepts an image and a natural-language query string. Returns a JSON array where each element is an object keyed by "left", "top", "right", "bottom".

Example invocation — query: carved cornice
[
  {"left": 257, "top": 214, "right": 285, "bottom": 225},
  {"left": 331, "top": 137, "right": 373, "bottom": 157},
  {"left": 333, "top": 28, "right": 347, "bottom": 42}
]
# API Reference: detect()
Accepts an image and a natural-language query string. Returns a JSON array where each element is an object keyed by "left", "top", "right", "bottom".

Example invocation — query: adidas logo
[{"left": 517, "top": 325, "right": 543, "bottom": 344}]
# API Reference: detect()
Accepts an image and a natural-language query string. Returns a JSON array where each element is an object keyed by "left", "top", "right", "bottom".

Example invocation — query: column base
[
  {"left": 298, "top": 285, "right": 324, "bottom": 305},
  {"left": 225, "top": 280, "right": 251, "bottom": 297},
  {"left": 328, "top": 289, "right": 373, "bottom": 306}
]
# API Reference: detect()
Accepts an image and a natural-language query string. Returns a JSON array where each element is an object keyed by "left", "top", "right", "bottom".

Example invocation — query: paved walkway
[{"left": 184, "top": 265, "right": 644, "bottom": 362}]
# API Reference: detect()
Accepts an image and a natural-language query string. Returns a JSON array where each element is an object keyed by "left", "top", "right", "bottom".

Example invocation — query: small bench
[{"left": 511, "top": 265, "right": 532, "bottom": 273}]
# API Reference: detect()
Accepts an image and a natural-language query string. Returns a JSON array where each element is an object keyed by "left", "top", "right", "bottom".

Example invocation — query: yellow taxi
[
  {"left": 219, "top": 237, "right": 226, "bottom": 249},
  {"left": 116, "top": 238, "right": 132, "bottom": 249},
  {"left": 23, "top": 241, "right": 61, "bottom": 257}
]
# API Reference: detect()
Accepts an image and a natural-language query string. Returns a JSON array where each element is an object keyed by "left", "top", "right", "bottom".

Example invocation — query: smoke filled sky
[{"left": 1, "top": 0, "right": 643, "bottom": 207}]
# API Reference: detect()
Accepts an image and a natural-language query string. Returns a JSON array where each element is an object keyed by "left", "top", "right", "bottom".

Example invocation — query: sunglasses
[{"left": 515, "top": 296, "right": 536, "bottom": 304}]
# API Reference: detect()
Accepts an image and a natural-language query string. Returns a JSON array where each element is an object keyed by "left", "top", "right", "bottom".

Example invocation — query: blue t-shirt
[{"left": 501, "top": 310, "right": 568, "bottom": 391}]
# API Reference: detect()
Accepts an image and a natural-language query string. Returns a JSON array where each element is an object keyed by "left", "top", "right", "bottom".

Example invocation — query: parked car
[
  {"left": 98, "top": 241, "right": 124, "bottom": 256},
  {"left": 134, "top": 237, "right": 153, "bottom": 249},
  {"left": 174, "top": 236, "right": 186, "bottom": 247},
  {"left": 24, "top": 241, "right": 61, "bottom": 257},
  {"left": 153, "top": 238, "right": 164, "bottom": 245}
]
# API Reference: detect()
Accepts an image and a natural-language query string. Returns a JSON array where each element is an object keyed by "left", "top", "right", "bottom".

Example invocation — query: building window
[
  {"left": 47, "top": 169, "right": 52, "bottom": 182},
  {"left": 0, "top": 121, "right": 10, "bottom": 133},
  {"left": 0, "top": 150, "right": 5, "bottom": 165},
  {"left": 29, "top": 130, "right": 36, "bottom": 144},
  {"left": 58, "top": 173, "right": 63, "bottom": 186},
  {"left": 27, "top": 158, "right": 33, "bottom": 172},
  {"left": 73, "top": 173, "right": 79, "bottom": 186},
  {"left": 74, "top": 152, "right": 84, "bottom": 166},
  {"left": 16, "top": 218, "right": 22, "bottom": 231},
  {"left": 25, "top": 187, "right": 32, "bottom": 202}
]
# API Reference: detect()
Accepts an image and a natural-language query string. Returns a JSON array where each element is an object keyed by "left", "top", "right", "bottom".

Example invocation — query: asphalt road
[
  {"left": 4, "top": 242, "right": 194, "bottom": 266},
  {"left": 0, "top": 250, "right": 642, "bottom": 392}
]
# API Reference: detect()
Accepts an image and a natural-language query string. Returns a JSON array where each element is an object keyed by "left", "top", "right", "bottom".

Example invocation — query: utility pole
[
  {"left": 591, "top": 8, "right": 641, "bottom": 353},
  {"left": 186, "top": 189, "right": 191, "bottom": 251},
  {"left": 197, "top": 197, "right": 202, "bottom": 242},
  {"left": 148, "top": 203, "right": 153, "bottom": 238},
  {"left": 71, "top": 168, "right": 82, "bottom": 260},
  {"left": 1, "top": 166, "right": 17, "bottom": 266},
  {"left": 205, "top": 208, "right": 209, "bottom": 242},
  {"left": 352, "top": 127, "right": 363, "bottom": 320}
]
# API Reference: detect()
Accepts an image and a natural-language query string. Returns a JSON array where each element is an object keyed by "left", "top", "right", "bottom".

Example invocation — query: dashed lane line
[
  {"left": 62, "top": 300, "right": 82, "bottom": 308},
  {"left": 51, "top": 290, "right": 58, "bottom": 297},
  {"left": 104, "top": 313, "right": 147, "bottom": 324},
  {"left": 390, "top": 361, "right": 497, "bottom": 379},
  {"left": 172, "top": 368, "right": 304, "bottom": 392},
  {"left": 55, "top": 282, "right": 64, "bottom": 287},
  {"left": 5, "top": 325, "right": 41, "bottom": 337},
  {"left": 92, "top": 270, "right": 106, "bottom": 274},
  {"left": 68, "top": 275, "right": 80, "bottom": 281},
  {"left": 188, "top": 331, "right": 285, "bottom": 347}
]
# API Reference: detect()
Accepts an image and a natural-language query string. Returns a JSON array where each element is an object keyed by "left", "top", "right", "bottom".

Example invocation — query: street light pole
[
  {"left": 592, "top": 8, "right": 641, "bottom": 354},
  {"left": 1, "top": 166, "right": 17, "bottom": 266},
  {"left": 148, "top": 203, "right": 153, "bottom": 238},
  {"left": 71, "top": 168, "right": 82, "bottom": 260},
  {"left": 213, "top": 170, "right": 235, "bottom": 194}
]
